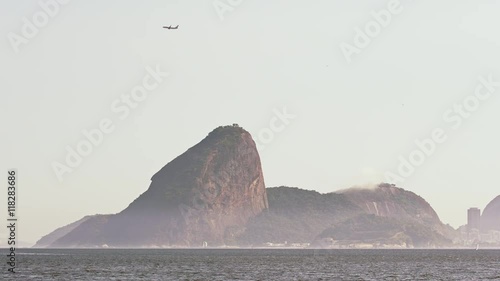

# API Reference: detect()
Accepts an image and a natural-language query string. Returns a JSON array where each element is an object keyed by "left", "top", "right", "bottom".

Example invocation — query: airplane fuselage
[{"left": 163, "top": 25, "right": 179, "bottom": 30}]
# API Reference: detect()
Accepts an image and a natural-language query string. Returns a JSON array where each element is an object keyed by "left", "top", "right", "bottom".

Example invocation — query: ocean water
[{"left": 2, "top": 249, "right": 500, "bottom": 280}]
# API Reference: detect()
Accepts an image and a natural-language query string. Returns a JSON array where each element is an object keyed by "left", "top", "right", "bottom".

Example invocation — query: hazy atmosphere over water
[
  {"left": 2, "top": 249, "right": 500, "bottom": 280},
  {"left": 1, "top": 0, "right": 500, "bottom": 245}
]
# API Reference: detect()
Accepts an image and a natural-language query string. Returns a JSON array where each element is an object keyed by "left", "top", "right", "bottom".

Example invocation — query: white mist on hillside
[{"left": 335, "top": 183, "right": 381, "bottom": 193}]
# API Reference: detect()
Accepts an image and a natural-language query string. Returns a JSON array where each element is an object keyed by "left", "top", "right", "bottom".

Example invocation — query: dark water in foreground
[{"left": 2, "top": 249, "right": 500, "bottom": 280}]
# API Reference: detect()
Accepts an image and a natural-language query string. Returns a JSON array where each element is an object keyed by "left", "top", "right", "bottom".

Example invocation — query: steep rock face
[
  {"left": 50, "top": 125, "right": 268, "bottom": 247},
  {"left": 334, "top": 183, "right": 456, "bottom": 245},
  {"left": 323, "top": 183, "right": 458, "bottom": 247},
  {"left": 482, "top": 195, "right": 500, "bottom": 231},
  {"left": 339, "top": 183, "right": 441, "bottom": 225}
]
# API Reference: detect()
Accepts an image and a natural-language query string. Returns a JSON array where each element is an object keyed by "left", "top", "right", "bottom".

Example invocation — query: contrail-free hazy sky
[{"left": 1, "top": 0, "right": 499, "bottom": 244}]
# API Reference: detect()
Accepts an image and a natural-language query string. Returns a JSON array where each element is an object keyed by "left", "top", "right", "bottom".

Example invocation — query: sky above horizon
[{"left": 1, "top": 0, "right": 500, "bottom": 244}]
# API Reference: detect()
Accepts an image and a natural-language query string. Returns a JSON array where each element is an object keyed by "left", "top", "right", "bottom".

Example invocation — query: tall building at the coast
[
  {"left": 467, "top": 208, "right": 481, "bottom": 230},
  {"left": 462, "top": 201, "right": 500, "bottom": 245}
]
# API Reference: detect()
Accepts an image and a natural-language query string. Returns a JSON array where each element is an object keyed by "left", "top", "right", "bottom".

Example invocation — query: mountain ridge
[{"left": 36, "top": 125, "right": 458, "bottom": 248}]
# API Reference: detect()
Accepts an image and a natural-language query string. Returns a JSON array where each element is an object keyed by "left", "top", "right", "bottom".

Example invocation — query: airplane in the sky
[{"left": 163, "top": 25, "right": 179, "bottom": 30}]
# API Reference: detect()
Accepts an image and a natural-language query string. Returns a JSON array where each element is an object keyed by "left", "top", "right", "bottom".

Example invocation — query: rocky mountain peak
[{"left": 48, "top": 124, "right": 268, "bottom": 247}]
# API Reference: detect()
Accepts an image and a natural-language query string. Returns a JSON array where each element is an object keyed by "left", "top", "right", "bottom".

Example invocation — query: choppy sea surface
[{"left": 2, "top": 249, "right": 500, "bottom": 280}]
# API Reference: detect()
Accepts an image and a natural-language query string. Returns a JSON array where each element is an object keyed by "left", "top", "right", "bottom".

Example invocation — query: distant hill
[
  {"left": 33, "top": 215, "right": 104, "bottom": 248},
  {"left": 339, "top": 184, "right": 457, "bottom": 240},
  {"left": 236, "top": 187, "right": 364, "bottom": 245},
  {"left": 238, "top": 184, "right": 455, "bottom": 248},
  {"left": 482, "top": 195, "right": 500, "bottom": 232}
]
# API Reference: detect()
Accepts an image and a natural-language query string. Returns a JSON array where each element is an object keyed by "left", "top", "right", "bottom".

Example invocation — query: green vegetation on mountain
[
  {"left": 317, "top": 214, "right": 451, "bottom": 247},
  {"left": 237, "top": 187, "right": 363, "bottom": 244},
  {"left": 238, "top": 185, "right": 456, "bottom": 247}
]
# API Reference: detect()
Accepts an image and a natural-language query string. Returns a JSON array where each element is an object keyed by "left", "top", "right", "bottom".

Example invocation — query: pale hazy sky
[{"left": 1, "top": 0, "right": 500, "bottom": 244}]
